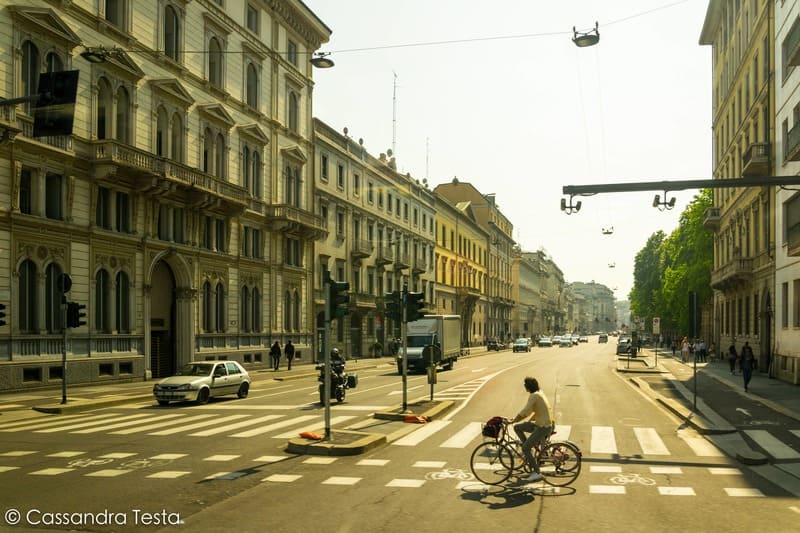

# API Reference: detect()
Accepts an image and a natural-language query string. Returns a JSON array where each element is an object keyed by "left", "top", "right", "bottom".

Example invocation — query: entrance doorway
[{"left": 150, "top": 261, "right": 176, "bottom": 378}]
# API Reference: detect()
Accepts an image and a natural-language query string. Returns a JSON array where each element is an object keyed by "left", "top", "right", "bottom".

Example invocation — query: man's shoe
[{"left": 526, "top": 472, "right": 543, "bottom": 482}]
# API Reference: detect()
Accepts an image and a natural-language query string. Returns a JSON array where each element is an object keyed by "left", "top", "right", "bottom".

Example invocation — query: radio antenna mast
[{"left": 392, "top": 71, "right": 398, "bottom": 157}]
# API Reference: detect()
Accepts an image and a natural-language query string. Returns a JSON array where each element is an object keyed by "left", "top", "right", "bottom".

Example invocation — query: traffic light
[
  {"left": 0, "top": 303, "right": 6, "bottom": 327},
  {"left": 325, "top": 272, "right": 350, "bottom": 319},
  {"left": 405, "top": 292, "right": 427, "bottom": 322},
  {"left": 67, "top": 302, "right": 87, "bottom": 328},
  {"left": 33, "top": 70, "right": 79, "bottom": 137},
  {"left": 384, "top": 291, "right": 402, "bottom": 322}
]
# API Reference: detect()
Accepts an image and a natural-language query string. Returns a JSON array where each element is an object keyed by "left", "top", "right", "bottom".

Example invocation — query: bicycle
[{"left": 469, "top": 417, "right": 582, "bottom": 487}]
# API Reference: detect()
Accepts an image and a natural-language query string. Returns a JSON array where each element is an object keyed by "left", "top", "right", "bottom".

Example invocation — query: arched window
[
  {"left": 164, "top": 5, "right": 180, "bottom": 61},
  {"left": 116, "top": 271, "right": 130, "bottom": 333},
  {"left": 215, "top": 283, "right": 226, "bottom": 332},
  {"left": 242, "top": 146, "right": 250, "bottom": 191},
  {"left": 246, "top": 63, "right": 258, "bottom": 108},
  {"left": 45, "top": 263, "right": 64, "bottom": 334},
  {"left": 156, "top": 106, "right": 169, "bottom": 156},
  {"left": 252, "top": 288, "right": 261, "bottom": 332},
  {"left": 22, "top": 41, "right": 39, "bottom": 114},
  {"left": 215, "top": 133, "right": 225, "bottom": 178},
  {"left": 208, "top": 37, "right": 222, "bottom": 87},
  {"left": 97, "top": 77, "right": 113, "bottom": 140},
  {"left": 171, "top": 112, "right": 183, "bottom": 162},
  {"left": 241, "top": 285, "right": 250, "bottom": 333},
  {"left": 202, "top": 281, "right": 213, "bottom": 332},
  {"left": 18, "top": 260, "right": 37, "bottom": 333},
  {"left": 95, "top": 269, "right": 110, "bottom": 333},
  {"left": 115, "top": 86, "right": 130, "bottom": 143},
  {"left": 288, "top": 91, "right": 299, "bottom": 132}
]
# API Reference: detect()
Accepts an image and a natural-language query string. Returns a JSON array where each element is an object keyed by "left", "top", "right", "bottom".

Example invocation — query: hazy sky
[{"left": 305, "top": 0, "right": 712, "bottom": 299}]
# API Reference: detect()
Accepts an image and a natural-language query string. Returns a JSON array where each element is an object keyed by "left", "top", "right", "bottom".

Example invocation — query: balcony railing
[
  {"left": 703, "top": 207, "right": 721, "bottom": 229},
  {"left": 375, "top": 245, "right": 394, "bottom": 265},
  {"left": 351, "top": 239, "right": 373, "bottom": 259},
  {"left": 412, "top": 255, "right": 427, "bottom": 273},
  {"left": 263, "top": 204, "right": 327, "bottom": 239},
  {"left": 710, "top": 257, "right": 753, "bottom": 290},
  {"left": 741, "top": 143, "right": 770, "bottom": 177},
  {"left": 18, "top": 115, "right": 73, "bottom": 151},
  {"left": 394, "top": 250, "right": 410, "bottom": 269}
]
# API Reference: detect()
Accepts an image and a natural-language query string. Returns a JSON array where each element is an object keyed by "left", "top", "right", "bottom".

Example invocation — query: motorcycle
[{"left": 316, "top": 360, "right": 357, "bottom": 404}]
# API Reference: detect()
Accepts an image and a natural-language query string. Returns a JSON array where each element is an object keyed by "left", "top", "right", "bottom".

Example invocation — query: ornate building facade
[{"left": 0, "top": 0, "right": 329, "bottom": 389}]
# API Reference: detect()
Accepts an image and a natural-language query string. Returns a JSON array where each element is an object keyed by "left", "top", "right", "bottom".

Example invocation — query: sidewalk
[{"left": 617, "top": 347, "right": 800, "bottom": 496}]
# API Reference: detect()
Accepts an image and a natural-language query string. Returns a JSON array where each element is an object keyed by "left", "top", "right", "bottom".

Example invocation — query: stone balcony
[{"left": 710, "top": 257, "right": 753, "bottom": 291}]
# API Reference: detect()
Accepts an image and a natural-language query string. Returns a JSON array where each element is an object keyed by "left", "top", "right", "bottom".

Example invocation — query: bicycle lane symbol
[
  {"left": 608, "top": 473, "right": 656, "bottom": 486},
  {"left": 425, "top": 468, "right": 475, "bottom": 481}
]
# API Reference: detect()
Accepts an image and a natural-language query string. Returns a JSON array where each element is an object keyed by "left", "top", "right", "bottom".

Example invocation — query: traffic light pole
[
  {"left": 401, "top": 283, "right": 408, "bottom": 412},
  {"left": 61, "top": 296, "right": 68, "bottom": 404},
  {"left": 323, "top": 277, "right": 331, "bottom": 439}
]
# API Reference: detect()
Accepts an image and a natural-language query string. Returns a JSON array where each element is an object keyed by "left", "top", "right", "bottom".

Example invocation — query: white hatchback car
[{"left": 153, "top": 361, "right": 251, "bottom": 405}]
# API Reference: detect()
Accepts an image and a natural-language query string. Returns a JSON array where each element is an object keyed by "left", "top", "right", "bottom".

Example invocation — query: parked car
[
  {"left": 578, "top": 335, "right": 589, "bottom": 343},
  {"left": 559, "top": 336, "right": 573, "bottom": 348},
  {"left": 571, "top": 335, "right": 579, "bottom": 345},
  {"left": 487, "top": 339, "right": 503, "bottom": 351},
  {"left": 598, "top": 333, "right": 608, "bottom": 343},
  {"left": 616, "top": 336, "right": 632, "bottom": 355},
  {"left": 513, "top": 338, "right": 531, "bottom": 352},
  {"left": 537, "top": 336, "right": 553, "bottom": 347},
  {"left": 153, "top": 361, "right": 251, "bottom": 406}
]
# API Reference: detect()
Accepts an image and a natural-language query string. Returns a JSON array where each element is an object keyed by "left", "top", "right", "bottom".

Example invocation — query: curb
[
  {"left": 285, "top": 429, "right": 387, "bottom": 456},
  {"left": 374, "top": 400, "right": 455, "bottom": 421}
]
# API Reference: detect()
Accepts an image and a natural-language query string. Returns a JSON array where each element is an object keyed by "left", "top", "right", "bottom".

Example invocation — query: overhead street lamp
[
  {"left": 573, "top": 22, "right": 600, "bottom": 48},
  {"left": 311, "top": 52, "right": 335, "bottom": 69}
]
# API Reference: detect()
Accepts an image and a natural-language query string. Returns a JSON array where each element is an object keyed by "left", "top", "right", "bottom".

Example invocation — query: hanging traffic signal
[
  {"left": 33, "top": 70, "right": 79, "bottom": 137},
  {"left": 325, "top": 271, "right": 350, "bottom": 319},
  {"left": 0, "top": 303, "right": 6, "bottom": 327},
  {"left": 67, "top": 302, "right": 87, "bottom": 328},
  {"left": 384, "top": 291, "right": 402, "bottom": 322},
  {"left": 405, "top": 292, "right": 427, "bottom": 322}
]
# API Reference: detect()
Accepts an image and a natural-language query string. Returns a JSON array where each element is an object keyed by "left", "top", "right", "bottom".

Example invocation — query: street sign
[{"left": 653, "top": 317, "right": 660, "bottom": 335}]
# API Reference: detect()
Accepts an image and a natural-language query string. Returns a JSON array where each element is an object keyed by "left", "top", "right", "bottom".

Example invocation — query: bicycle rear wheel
[
  {"left": 470, "top": 441, "right": 515, "bottom": 485},
  {"left": 539, "top": 441, "right": 581, "bottom": 487}
]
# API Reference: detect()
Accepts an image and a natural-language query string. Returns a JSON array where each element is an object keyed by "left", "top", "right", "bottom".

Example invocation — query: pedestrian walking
[
  {"left": 270, "top": 341, "right": 281, "bottom": 371},
  {"left": 284, "top": 340, "right": 295, "bottom": 370},
  {"left": 728, "top": 342, "right": 738, "bottom": 375},
  {"left": 680, "top": 336, "right": 690, "bottom": 362},
  {"left": 698, "top": 340, "right": 707, "bottom": 363},
  {"left": 741, "top": 342, "right": 755, "bottom": 392}
]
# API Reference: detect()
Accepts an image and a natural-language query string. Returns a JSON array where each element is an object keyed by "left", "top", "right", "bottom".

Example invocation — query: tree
[{"left": 629, "top": 231, "right": 665, "bottom": 326}]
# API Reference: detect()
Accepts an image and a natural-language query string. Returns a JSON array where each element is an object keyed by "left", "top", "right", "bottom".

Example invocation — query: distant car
[
  {"left": 537, "top": 336, "right": 553, "bottom": 347},
  {"left": 578, "top": 335, "right": 589, "bottom": 343},
  {"left": 616, "top": 337, "right": 632, "bottom": 355},
  {"left": 559, "top": 336, "right": 572, "bottom": 348},
  {"left": 598, "top": 333, "right": 608, "bottom": 343},
  {"left": 513, "top": 338, "right": 531, "bottom": 352},
  {"left": 487, "top": 339, "right": 502, "bottom": 351},
  {"left": 571, "top": 335, "right": 579, "bottom": 345},
  {"left": 153, "top": 361, "right": 251, "bottom": 406}
]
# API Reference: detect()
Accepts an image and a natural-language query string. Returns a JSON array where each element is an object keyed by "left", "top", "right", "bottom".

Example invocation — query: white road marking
[
  {"left": 591, "top": 426, "right": 617, "bottom": 454},
  {"left": 412, "top": 461, "right": 446, "bottom": 468},
  {"left": 72, "top": 414, "right": 186, "bottom": 434},
  {"left": 262, "top": 474, "right": 301, "bottom": 482},
  {"left": 650, "top": 466, "right": 682, "bottom": 475},
  {"left": 679, "top": 435, "right": 724, "bottom": 457},
  {"left": 392, "top": 420, "right": 451, "bottom": 446},
  {"left": 147, "top": 471, "right": 191, "bottom": 479},
  {"left": 744, "top": 430, "right": 800, "bottom": 460},
  {"left": 658, "top": 487, "right": 695, "bottom": 496},
  {"left": 203, "top": 455, "right": 240, "bottom": 462},
  {"left": 322, "top": 476, "right": 361, "bottom": 485},
  {"left": 590, "top": 466, "right": 622, "bottom": 473},
  {"left": 231, "top": 415, "right": 317, "bottom": 438},
  {"left": 439, "top": 422, "right": 482, "bottom": 448},
  {"left": 551, "top": 425, "right": 572, "bottom": 442},
  {"left": 35, "top": 414, "right": 152, "bottom": 433},
  {"left": 0, "top": 413, "right": 116, "bottom": 432},
  {"left": 708, "top": 467, "right": 741, "bottom": 475},
  {"left": 189, "top": 414, "right": 285, "bottom": 437},
  {"left": 590, "top": 485, "right": 625, "bottom": 494},
  {"left": 149, "top": 414, "right": 249, "bottom": 435},
  {"left": 303, "top": 457, "right": 337, "bottom": 465},
  {"left": 634, "top": 427, "right": 670, "bottom": 455},
  {"left": 30, "top": 468, "right": 73, "bottom": 476},
  {"left": 112, "top": 414, "right": 216, "bottom": 435},
  {"left": 357, "top": 459, "right": 389, "bottom": 466},
  {"left": 724, "top": 487, "right": 764, "bottom": 497},
  {"left": 386, "top": 478, "right": 425, "bottom": 488},
  {"left": 85, "top": 469, "right": 129, "bottom": 477}
]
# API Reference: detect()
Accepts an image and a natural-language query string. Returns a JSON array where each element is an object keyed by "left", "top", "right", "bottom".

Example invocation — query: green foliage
[{"left": 629, "top": 190, "right": 713, "bottom": 335}]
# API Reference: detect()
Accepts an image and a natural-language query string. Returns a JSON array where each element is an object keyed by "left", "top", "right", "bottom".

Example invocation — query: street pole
[
  {"left": 61, "top": 296, "right": 67, "bottom": 404},
  {"left": 323, "top": 277, "right": 331, "bottom": 439},
  {"left": 401, "top": 282, "right": 408, "bottom": 412}
]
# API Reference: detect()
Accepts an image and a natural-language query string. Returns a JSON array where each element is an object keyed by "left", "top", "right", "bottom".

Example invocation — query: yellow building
[
  {"left": 701, "top": 0, "right": 775, "bottom": 369},
  {"left": 0, "top": 0, "right": 329, "bottom": 389}
]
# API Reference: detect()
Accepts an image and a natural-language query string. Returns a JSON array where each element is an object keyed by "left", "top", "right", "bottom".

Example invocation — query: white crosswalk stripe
[
  {"left": 591, "top": 426, "right": 618, "bottom": 454},
  {"left": 743, "top": 429, "right": 800, "bottom": 460}
]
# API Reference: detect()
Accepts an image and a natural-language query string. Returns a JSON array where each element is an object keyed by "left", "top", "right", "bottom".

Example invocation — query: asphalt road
[{"left": 0, "top": 342, "right": 798, "bottom": 532}]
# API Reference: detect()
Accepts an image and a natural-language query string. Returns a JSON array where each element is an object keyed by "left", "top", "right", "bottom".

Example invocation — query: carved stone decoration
[
  {"left": 11, "top": 161, "right": 21, "bottom": 211},
  {"left": 37, "top": 246, "right": 48, "bottom": 260}
]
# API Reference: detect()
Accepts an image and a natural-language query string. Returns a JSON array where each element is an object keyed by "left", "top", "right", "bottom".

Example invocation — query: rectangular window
[
  {"left": 368, "top": 182, "right": 374, "bottom": 203},
  {"left": 387, "top": 194, "right": 393, "bottom": 213},
  {"left": 158, "top": 204, "right": 169, "bottom": 240},
  {"left": 378, "top": 191, "right": 383, "bottom": 208},
  {"left": 216, "top": 219, "right": 227, "bottom": 252},
  {"left": 287, "top": 40, "right": 298, "bottom": 66},
  {"left": 173, "top": 208, "right": 184, "bottom": 243},
  {"left": 246, "top": 4, "right": 259, "bottom": 34},
  {"left": 203, "top": 216, "right": 213, "bottom": 250},
  {"left": 744, "top": 297, "right": 750, "bottom": 335},
  {"left": 337, "top": 164, "right": 344, "bottom": 189},
  {"left": 243, "top": 227, "right": 252, "bottom": 257},
  {"left": 321, "top": 154, "right": 329, "bottom": 180},
  {"left": 20, "top": 169, "right": 32, "bottom": 214},
  {"left": 794, "top": 280, "right": 800, "bottom": 327},
  {"left": 353, "top": 173, "right": 360, "bottom": 195},
  {"left": 96, "top": 187, "right": 111, "bottom": 229},
  {"left": 413, "top": 208, "right": 418, "bottom": 226},
  {"left": 45, "top": 173, "right": 63, "bottom": 220},
  {"left": 116, "top": 192, "right": 130, "bottom": 233},
  {"left": 336, "top": 211, "right": 345, "bottom": 236},
  {"left": 782, "top": 282, "right": 789, "bottom": 328}
]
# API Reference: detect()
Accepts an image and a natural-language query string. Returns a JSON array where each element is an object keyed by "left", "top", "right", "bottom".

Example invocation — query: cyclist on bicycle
[{"left": 510, "top": 376, "right": 554, "bottom": 482}]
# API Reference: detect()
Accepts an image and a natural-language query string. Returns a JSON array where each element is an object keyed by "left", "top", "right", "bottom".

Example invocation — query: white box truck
[{"left": 397, "top": 315, "right": 461, "bottom": 374}]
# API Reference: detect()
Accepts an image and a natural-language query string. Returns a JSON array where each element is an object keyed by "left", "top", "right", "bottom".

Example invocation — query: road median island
[{"left": 33, "top": 394, "right": 153, "bottom": 414}]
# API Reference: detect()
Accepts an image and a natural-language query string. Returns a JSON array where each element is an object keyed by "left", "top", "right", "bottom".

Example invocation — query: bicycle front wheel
[
  {"left": 539, "top": 441, "right": 581, "bottom": 487},
  {"left": 470, "top": 441, "right": 515, "bottom": 485}
]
